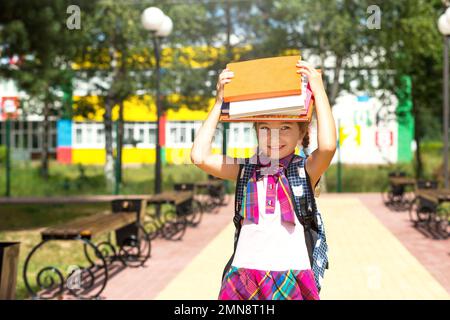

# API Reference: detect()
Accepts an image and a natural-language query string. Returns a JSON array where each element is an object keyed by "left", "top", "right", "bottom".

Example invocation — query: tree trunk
[
  {"left": 40, "top": 98, "right": 50, "bottom": 180},
  {"left": 316, "top": 36, "right": 328, "bottom": 194},
  {"left": 318, "top": 55, "right": 343, "bottom": 194},
  {"left": 117, "top": 100, "right": 124, "bottom": 184},
  {"left": 104, "top": 99, "right": 115, "bottom": 190},
  {"left": 329, "top": 55, "right": 343, "bottom": 107},
  {"left": 315, "top": 48, "right": 342, "bottom": 194},
  {"left": 413, "top": 110, "right": 423, "bottom": 179},
  {"left": 410, "top": 94, "right": 423, "bottom": 179}
]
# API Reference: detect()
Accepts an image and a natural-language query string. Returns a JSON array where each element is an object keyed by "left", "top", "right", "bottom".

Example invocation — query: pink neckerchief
[{"left": 241, "top": 152, "right": 296, "bottom": 225}]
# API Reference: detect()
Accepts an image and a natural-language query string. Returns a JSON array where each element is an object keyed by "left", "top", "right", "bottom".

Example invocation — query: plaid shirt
[{"left": 241, "top": 152, "right": 296, "bottom": 225}]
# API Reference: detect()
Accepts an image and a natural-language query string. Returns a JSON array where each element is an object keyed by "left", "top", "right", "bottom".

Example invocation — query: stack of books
[{"left": 219, "top": 55, "right": 316, "bottom": 122}]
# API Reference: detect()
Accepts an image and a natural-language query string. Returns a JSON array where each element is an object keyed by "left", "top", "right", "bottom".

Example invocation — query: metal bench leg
[
  {"left": 69, "top": 238, "right": 109, "bottom": 299},
  {"left": 84, "top": 235, "right": 118, "bottom": 266},
  {"left": 23, "top": 238, "right": 108, "bottom": 300},
  {"left": 23, "top": 239, "right": 64, "bottom": 300},
  {"left": 118, "top": 223, "right": 151, "bottom": 268}
]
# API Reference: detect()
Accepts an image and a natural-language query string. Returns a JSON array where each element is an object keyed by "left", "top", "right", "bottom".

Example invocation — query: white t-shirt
[{"left": 231, "top": 175, "right": 311, "bottom": 271}]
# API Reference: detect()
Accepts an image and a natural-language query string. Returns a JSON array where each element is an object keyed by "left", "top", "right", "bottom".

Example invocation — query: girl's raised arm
[
  {"left": 190, "top": 69, "right": 240, "bottom": 181},
  {"left": 297, "top": 60, "right": 337, "bottom": 190}
]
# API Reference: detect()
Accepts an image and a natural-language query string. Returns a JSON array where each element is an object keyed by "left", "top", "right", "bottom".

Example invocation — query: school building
[
  {"left": 56, "top": 95, "right": 257, "bottom": 165},
  {"left": 0, "top": 46, "right": 414, "bottom": 165},
  {"left": 0, "top": 93, "right": 413, "bottom": 166}
]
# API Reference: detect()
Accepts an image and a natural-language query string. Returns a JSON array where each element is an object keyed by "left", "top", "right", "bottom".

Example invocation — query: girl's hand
[
  {"left": 215, "top": 68, "right": 234, "bottom": 104},
  {"left": 296, "top": 60, "right": 325, "bottom": 94}
]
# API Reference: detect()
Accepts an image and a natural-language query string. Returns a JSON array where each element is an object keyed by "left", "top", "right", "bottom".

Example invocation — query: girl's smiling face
[{"left": 255, "top": 121, "right": 307, "bottom": 159}]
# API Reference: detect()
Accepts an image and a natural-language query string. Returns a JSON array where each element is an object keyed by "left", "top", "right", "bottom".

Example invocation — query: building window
[
  {"left": 85, "top": 126, "right": 93, "bottom": 144},
  {"left": 233, "top": 127, "right": 239, "bottom": 144},
  {"left": 212, "top": 127, "right": 222, "bottom": 148},
  {"left": 191, "top": 127, "right": 196, "bottom": 143},
  {"left": 96, "top": 128, "right": 104, "bottom": 144},
  {"left": 244, "top": 127, "right": 250, "bottom": 144},
  {"left": 50, "top": 132, "right": 56, "bottom": 149},
  {"left": 0, "top": 120, "right": 57, "bottom": 153},
  {"left": 179, "top": 127, "right": 186, "bottom": 143},
  {"left": 167, "top": 122, "right": 197, "bottom": 147},
  {"left": 23, "top": 132, "right": 28, "bottom": 149},
  {"left": 32, "top": 133, "right": 39, "bottom": 149},
  {"left": 75, "top": 128, "right": 82, "bottom": 144},
  {"left": 149, "top": 128, "right": 156, "bottom": 145},
  {"left": 169, "top": 127, "right": 177, "bottom": 144},
  {"left": 227, "top": 123, "right": 254, "bottom": 147},
  {"left": 125, "top": 127, "right": 134, "bottom": 143},
  {"left": 138, "top": 128, "right": 144, "bottom": 143},
  {"left": 73, "top": 122, "right": 105, "bottom": 148}
]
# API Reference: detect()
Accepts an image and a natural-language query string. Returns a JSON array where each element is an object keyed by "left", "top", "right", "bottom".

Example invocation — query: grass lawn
[
  {"left": 325, "top": 141, "right": 446, "bottom": 192},
  {"left": 0, "top": 162, "right": 210, "bottom": 197}
]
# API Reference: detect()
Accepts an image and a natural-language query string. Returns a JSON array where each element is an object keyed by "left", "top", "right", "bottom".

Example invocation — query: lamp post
[
  {"left": 5, "top": 117, "right": 11, "bottom": 197},
  {"left": 438, "top": 6, "right": 450, "bottom": 188},
  {"left": 141, "top": 7, "right": 173, "bottom": 197},
  {"left": 3, "top": 99, "right": 16, "bottom": 197}
]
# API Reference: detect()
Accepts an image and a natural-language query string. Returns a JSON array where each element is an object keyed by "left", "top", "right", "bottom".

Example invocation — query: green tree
[
  {"left": 74, "top": 0, "right": 151, "bottom": 189},
  {"left": 242, "top": 0, "right": 444, "bottom": 179},
  {"left": 370, "top": 0, "right": 444, "bottom": 177},
  {"left": 0, "top": 0, "right": 94, "bottom": 179}
]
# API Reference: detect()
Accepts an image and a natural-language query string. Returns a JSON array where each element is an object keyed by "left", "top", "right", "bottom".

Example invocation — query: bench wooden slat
[
  {"left": 416, "top": 191, "right": 438, "bottom": 204},
  {"left": 147, "top": 191, "right": 193, "bottom": 206},
  {"left": 434, "top": 189, "right": 450, "bottom": 201},
  {"left": 389, "top": 177, "right": 416, "bottom": 186},
  {"left": 0, "top": 195, "right": 125, "bottom": 205},
  {"left": 195, "top": 180, "right": 223, "bottom": 188},
  {"left": 0, "top": 195, "right": 152, "bottom": 205},
  {"left": 49, "top": 211, "right": 112, "bottom": 229},
  {"left": 0, "top": 194, "right": 192, "bottom": 206},
  {"left": 416, "top": 189, "right": 450, "bottom": 204},
  {"left": 42, "top": 211, "right": 136, "bottom": 240}
]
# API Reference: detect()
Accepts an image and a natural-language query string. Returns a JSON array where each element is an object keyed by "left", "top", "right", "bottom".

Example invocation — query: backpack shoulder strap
[
  {"left": 287, "top": 154, "right": 329, "bottom": 291},
  {"left": 303, "top": 155, "right": 319, "bottom": 213},
  {"left": 221, "top": 157, "right": 255, "bottom": 282},
  {"left": 302, "top": 155, "right": 330, "bottom": 290},
  {"left": 286, "top": 154, "right": 313, "bottom": 218},
  {"left": 233, "top": 158, "right": 256, "bottom": 226}
]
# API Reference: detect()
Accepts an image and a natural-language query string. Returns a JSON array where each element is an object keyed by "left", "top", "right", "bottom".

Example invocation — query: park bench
[
  {"left": 195, "top": 180, "right": 227, "bottom": 211},
  {"left": 409, "top": 181, "right": 449, "bottom": 239},
  {"left": 0, "top": 195, "right": 123, "bottom": 205},
  {"left": 174, "top": 179, "right": 227, "bottom": 213},
  {"left": 22, "top": 198, "right": 151, "bottom": 300},
  {"left": 173, "top": 184, "right": 203, "bottom": 227},
  {"left": 174, "top": 179, "right": 225, "bottom": 212},
  {"left": 3, "top": 192, "right": 198, "bottom": 299},
  {"left": 382, "top": 171, "right": 416, "bottom": 211},
  {"left": 143, "top": 191, "right": 196, "bottom": 241}
]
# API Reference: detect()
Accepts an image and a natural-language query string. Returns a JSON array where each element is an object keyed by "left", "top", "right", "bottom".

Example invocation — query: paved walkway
[
  {"left": 356, "top": 193, "right": 450, "bottom": 294},
  {"left": 101, "top": 193, "right": 449, "bottom": 300}
]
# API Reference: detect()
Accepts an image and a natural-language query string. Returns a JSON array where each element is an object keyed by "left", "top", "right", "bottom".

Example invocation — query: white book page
[
  {"left": 229, "top": 94, "right": 305, "bottom": 116},
  {"left": 229, "top": 75, "right": 308, "bottom": 116},
  {"left": 230, "top": 106, "right": 305, "bottom": 118}
]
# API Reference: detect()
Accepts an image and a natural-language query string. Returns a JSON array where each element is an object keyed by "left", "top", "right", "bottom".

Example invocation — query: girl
[{"left": 190, "top": 59, "right": 336, "bottom": 300}]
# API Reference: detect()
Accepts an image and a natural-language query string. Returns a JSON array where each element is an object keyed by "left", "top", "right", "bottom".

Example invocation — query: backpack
[{"left": 221, "top": 154, "right": 329, "bottom": 292}]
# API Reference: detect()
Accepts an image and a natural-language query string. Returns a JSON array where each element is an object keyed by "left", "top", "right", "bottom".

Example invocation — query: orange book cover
[
  {"left": 223, "top": 55, "right": 301, "bottom": 103},
  {"left": 219, "top": 99, "right": 315, "bottom": 123}
]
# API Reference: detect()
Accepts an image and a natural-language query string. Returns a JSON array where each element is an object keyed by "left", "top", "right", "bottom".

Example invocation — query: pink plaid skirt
[{"left": 218, "top": 265, "right": 320, "bottom": 300}]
